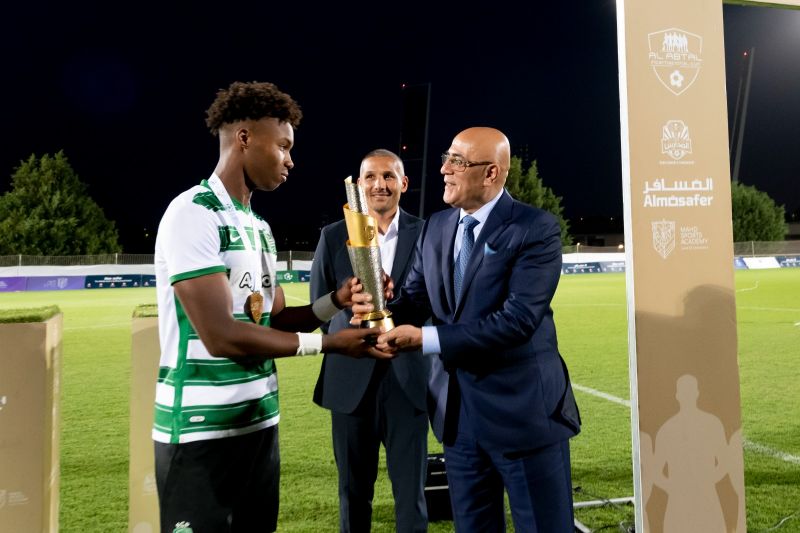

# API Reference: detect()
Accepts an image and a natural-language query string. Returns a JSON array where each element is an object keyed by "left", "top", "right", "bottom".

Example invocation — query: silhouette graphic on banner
[{"left": 641, "top": 374, "right": 745, "bottom": 532}]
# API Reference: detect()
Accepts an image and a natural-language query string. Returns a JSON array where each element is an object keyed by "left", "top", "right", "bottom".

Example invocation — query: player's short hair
[{"left": 205, "top": 81, "right": 302, "bottom": 135}]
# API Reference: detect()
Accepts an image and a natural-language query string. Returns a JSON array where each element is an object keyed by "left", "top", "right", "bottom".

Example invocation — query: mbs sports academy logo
[
  {"left": 652, "top": 220, "right": 676, "bottom": 259},
  {"left": 648, "top": 28, "right": 703, "bottom": 96}
]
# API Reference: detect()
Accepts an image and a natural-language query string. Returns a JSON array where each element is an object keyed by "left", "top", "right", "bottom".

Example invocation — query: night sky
[{"left": 1, "top": 3, "right": 798, "bottom": 252}]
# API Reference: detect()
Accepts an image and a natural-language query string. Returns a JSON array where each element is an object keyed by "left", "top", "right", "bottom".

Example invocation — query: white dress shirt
[{"left": 377, "top": 208, "right": 401, "bottom": 276}]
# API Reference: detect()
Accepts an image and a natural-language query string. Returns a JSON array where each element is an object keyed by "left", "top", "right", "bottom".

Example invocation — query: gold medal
[{"left": 247, "top": 291, "right": 264, "bottom": 324}]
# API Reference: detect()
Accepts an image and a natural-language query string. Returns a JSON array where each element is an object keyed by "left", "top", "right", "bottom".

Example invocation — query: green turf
[
  {"left": 0, "top": 269, "right": 797, "bottom": 532},
  {"left": 0, "top": 304, "right": 61, "bottom": 322}
]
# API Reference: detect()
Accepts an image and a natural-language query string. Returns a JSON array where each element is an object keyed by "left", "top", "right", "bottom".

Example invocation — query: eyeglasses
[{"left": 441, "top": 153, "right": 493, "bottom": 172}]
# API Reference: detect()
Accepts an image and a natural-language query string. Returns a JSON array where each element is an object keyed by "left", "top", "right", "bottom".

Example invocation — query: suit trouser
[
  {"left": 444, "top": 402, "right": 574, "bottom": 533},
  {"left": 154, "top": 425, "right": 280, "bottom": 533},
  {"left": 331, "top": 362, "right": 429, "bottom": 533}
]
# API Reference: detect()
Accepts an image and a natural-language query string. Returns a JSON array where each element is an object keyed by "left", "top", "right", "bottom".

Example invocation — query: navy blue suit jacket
[
  {"left": 312, "top": 209, "right": 427, "bottom": 413},
  {"left": 391, "top": 191, "right": 580, "bottom": 452}
]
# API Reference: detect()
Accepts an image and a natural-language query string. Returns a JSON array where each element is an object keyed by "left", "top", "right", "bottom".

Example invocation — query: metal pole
[
  {"left": 418, "top": 83, "right": 432, "bottom": 219},
  {"left": 729, "top": 53, "right": 745, "bottom": 154},
  {"left": 732, "top": 47, "right": 754, "bottom": 183}
]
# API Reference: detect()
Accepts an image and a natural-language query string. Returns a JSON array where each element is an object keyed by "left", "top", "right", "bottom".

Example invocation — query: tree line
[
  {"left": 0, "top": 152, "right": 120, "bottom": 255},
  {"left": 0, "top": 152, "right": 788, "bottom": 255}
]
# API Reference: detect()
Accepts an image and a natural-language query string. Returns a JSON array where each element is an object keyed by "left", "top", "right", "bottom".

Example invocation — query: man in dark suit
[
  {"left": 376, "top": 128, "right": 581, "bottom": 532},
  {"left": 311, "top": 149, "right": 428, "bottom": 532}
]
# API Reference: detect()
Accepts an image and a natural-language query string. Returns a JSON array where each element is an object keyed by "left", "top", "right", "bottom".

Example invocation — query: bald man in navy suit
[{"left": 376, "top": 128, "right": 581, "bottom": 532}]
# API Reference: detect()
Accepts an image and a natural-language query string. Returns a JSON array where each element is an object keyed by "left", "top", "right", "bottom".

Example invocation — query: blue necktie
[
  {"left": 428, "top": 215, "right": 479, "bottom": 442},
  {"left": 454, "top": 215, "right": 478, "bottom": 298}
]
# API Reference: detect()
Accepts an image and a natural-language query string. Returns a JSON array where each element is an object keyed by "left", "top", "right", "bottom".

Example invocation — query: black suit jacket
[{"left": 311, "top": 209, "right": 427, "bottom": 413}]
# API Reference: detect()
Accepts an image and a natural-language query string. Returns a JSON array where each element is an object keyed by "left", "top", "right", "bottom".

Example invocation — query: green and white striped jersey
[{"left": 153, "top": 177, "right": 280, "bottom": 444}]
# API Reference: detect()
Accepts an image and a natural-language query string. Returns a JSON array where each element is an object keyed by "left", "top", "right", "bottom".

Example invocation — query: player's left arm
[{"left": 270, "top": 277, "right": 374, "bottom": 332}]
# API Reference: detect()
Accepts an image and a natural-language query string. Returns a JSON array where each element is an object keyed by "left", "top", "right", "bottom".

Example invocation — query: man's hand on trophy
[
  {"left": 323, "top": 328, "right": 395, "bottom": 359},
  {"left": 375, "top": 325, "right": 423, "bottom": 352},
  {"left": 347, "top": 271, "right": 394, "bottom": 327},
  {"left": 349, "top": 293, "right": 372, "bottom": 327},
  {"left": 333, "top": 274, "right": 392, "bottom": 307},
  {"left": 380, "top": 270, "right": 394, "bottom": 302},
  {"left": 333, "top": 276, "right": 364, "bottom": 308}
]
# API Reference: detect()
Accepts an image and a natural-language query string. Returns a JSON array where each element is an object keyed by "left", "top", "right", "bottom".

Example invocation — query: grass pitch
[{"left": 0, "top": 268, "right": 797, "bottom": 532}]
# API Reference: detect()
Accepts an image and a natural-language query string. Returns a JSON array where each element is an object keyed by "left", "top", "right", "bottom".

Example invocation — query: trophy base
[{"left": 360, "top": 314, "right": 394, "bottom": 332}]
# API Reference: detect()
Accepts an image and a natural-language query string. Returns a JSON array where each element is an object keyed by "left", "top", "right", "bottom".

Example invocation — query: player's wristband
[
  {"left": 312, "top": 291, "right": 341, "bottom": 321},
  {"left": 296, "top": 332, "right": 323, "bottom": 356}
]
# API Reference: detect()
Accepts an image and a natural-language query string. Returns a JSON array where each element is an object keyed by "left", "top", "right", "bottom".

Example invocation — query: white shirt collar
[
  {"left": 381, "top": 208, "right": 401, "bottom": 239},
  {"left": 377, "top": 208, "right": 401, "bottom": 275}
]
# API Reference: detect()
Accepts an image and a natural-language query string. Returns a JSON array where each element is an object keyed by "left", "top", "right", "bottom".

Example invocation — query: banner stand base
[{"left": 573, "top": 496, "right": 635, "bottom": 532}]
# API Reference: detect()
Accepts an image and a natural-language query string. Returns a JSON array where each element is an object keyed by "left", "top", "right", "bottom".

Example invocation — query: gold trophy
[{"left": 343, "top": 176, "right": 395, "bottom": 331}]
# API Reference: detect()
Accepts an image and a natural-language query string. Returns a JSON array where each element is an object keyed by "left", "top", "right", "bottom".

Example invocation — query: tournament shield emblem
[{"left": 648, "top": 28, "right": 703, "bottom": 96}]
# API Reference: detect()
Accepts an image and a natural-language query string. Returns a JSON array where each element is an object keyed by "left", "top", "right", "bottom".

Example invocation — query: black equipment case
[{"left": 424, "top": 453, "right": 453, "bottom": 521}]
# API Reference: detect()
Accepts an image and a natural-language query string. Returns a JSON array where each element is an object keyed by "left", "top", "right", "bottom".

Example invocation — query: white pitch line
[
  {"left": 573, "top": 382, "right": 800, "bottom": 465},
  {"left": 743, "top": 440, "right": 800, "bottom": 465},
  {"left": 553, "top": 303, "right": 626, "bottom": 308},
  {"left": 735, "top": 280, "right": 760, "bottom": 293},
  {"left": 66, "top": 295, "right": 313, "bottom": 327},
  {"left": 739, "top": 306, "right": 800, "bottom": 312},
  {"left": 65, "top": 322, "right": 129, "bottom": 331},
  {"left": 572, "top": 383, "right": 630, "bottom": 407}
]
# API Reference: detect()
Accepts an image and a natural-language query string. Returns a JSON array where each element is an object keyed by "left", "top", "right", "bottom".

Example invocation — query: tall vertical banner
[
  {"left": 0, "top": 314, "right": 62, "bottom": 532},
  {"left": 616, "top": 1, "right": 746, "bottom": 532},
  {"left": 129, "top": 313, "right": 161, "bottom": 532}
]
